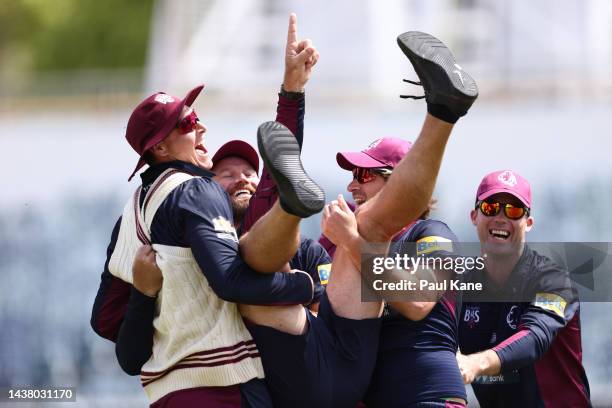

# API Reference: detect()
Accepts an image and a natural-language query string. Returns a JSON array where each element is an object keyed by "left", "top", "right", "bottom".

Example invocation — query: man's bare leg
[
  {"left": 357, "top": 114, "right": 453, "bottom": 242},
  {"left": 358, "top": 31, "right": 478, "bottom": 243},
  {"left": 239, "top": 202, "right": 301, "bottom": 273}
]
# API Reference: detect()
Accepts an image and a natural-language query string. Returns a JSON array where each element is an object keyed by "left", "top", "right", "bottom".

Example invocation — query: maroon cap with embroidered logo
[
  {"left": 125, "top": 85, "right": 204, "bottom": 181},
  {"left": 212, "top": 140, "right": 260, "bottom": 174},
  {"left": 336, "top": 137, "right": 412, "bottom": 170},
  {"left": 476, "top": 170, "right": 532, "bottom": 208}
]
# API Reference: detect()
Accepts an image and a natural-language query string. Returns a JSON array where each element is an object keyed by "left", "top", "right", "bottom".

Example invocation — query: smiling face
[
  {"left": 346, "top": 171, "right": 387, "bottom": 207},
  {"left": 212, "top": 156, "right": 259, "bottom": 222},
  {"left": 149, "top": 107, "right": 211, "bottom": 170},
  {"left": 471, "top": 192, "right": 534, "bottom": 257}
]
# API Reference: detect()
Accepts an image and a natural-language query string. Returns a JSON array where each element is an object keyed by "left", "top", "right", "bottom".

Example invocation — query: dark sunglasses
[
  {"left": 177, "top": 110, "right": 200, "bottom": 134},
  {"left": 477, "top": 200, "right": 530, "bottom": 220},
  {"left": 352, "top": 167, "right": 393, "bottom": 184}
]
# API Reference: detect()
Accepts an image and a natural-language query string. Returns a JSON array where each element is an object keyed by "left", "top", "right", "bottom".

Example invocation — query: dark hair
[{"left": 143, "top": 150, "right": 156, "bottom": 165}]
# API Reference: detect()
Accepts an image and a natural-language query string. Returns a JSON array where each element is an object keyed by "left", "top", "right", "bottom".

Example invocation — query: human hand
[
  {"left": 283, "top": 13, "right": 319, "bottom": 92},
  {"left": 456, "top": 351, "right": 480, "bottom": 384},
  {"left": 132, "top": 245, "right": 163, "bottom": 297},
  {"left": 321, "top": 194, "right": 358, "bottom": 248}
]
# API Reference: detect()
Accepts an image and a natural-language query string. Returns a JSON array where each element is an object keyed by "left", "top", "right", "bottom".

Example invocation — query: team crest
[
  {"left": 317, "top": 264, "right": 331, "bottom": 285},
  {"left": 506, "top": 305, "right": 519, "bottom": 330},
  {"left": 497, "top": 171, "right": 517, "bottom": 187},
  {"left": 154, "top": 94, "right": 175, "bottom": 104},
  {"left": 366, "top": 139, "right": 383, "bottom": 151}
]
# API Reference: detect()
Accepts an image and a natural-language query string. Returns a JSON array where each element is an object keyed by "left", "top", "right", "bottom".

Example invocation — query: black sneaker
[
  {"left": 397, "top": 31, "right": 478, "bottom": 118},
  {"left": 257, "top": 121, "right": 325, "bottom": 218}
]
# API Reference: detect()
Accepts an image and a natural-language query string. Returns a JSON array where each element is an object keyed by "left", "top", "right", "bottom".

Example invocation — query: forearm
[
  {"left": 213, "top": 265, "right": 314, "bottom": 305},
  {"left": 492, "top": 328, "right": 545, "bottom": 371},
  {"left": 275, "top": 93, "right": 304, "bottom": 147},
  {"left": 115, "top": 287, "right": 156, "bottom": 375}
]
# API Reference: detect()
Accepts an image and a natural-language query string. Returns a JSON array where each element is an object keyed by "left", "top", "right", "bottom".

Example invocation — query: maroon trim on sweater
[
  {"left": 141, "top": 351, "right": 261, "bottom": 387},
  {"left": 150, "top": 384, "right": 242, "bottom": 408},
  {"left": 141, "top": 340, "right": 260, "bottom": 386}
]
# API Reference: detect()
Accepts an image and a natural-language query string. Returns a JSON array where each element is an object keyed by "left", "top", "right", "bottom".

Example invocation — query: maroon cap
[
  {"left": 125, "top": 85, "right": 204, "bottom": 181},
  {"left": 476, "top": 170, "right": 532, "bottom": 208},
  {"left": 336, "top": 137, "right": 412, "bottom": 170},
  {"left": 212, "top": 140, "right": 260, "bottom": 174}
]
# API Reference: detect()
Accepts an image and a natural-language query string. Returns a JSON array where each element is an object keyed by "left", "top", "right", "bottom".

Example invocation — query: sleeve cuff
[{"left": 294, "top": 270, "right": 315, "bottom": 305}]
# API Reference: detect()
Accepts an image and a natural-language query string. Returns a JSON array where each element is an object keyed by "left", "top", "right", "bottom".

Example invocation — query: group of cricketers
[{"left": 91, "top": 13, "right": 591, "bottom": 408}]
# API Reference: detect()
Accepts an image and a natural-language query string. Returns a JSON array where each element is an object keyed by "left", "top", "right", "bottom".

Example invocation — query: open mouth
[
  {"left": 233, "top": 189, "right": 252, "bottom": 198},
  {"left": 195, "top": 143, "right": 208, "bottom": 156},
  {"left": 353, "top": 194, "right": 366, "bottom": 205},
  {"left": 489, "top": 229, "right": 510, "bottom": 240}
]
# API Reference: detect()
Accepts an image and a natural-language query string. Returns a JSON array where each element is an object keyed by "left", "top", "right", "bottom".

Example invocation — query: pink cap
[
  {"left": 125, "top": 85, "right": 204, "bottom": 181},
  {"left": 476, "top": 170, "right": 532, "bottom": 208},
  {"left": 212, "top": 140, "right": 260, "bottom": 174},
  {"left": 336, "top": 137, "right": 413, "bottom": 170}
]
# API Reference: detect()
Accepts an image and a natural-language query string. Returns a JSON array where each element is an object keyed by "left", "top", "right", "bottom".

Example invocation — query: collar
[{"left": 140, "top": 160, "right": 214, "bottom": 187}]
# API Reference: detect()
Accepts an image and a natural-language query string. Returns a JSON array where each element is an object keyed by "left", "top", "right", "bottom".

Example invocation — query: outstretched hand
[{"left": 283, "top": 13, "right": 319, "bottom": 92}]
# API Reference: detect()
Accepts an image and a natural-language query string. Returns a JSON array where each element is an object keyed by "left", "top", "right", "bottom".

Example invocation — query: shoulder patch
[
  {"left": 212, "top": 216, "right": 238, "bottom": 242},
  {"left": 317, "top": 263, "right": 331, "bottom": 285},
  {"left": 533, "top": 293, "right": 567, "bottom": 318},
  {"left": 416, "top": 236, "right": 453, "bottom": 255}
]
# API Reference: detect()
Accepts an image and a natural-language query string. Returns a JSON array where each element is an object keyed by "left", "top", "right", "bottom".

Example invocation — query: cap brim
[
  {"left": 336, "top": 151, "right": 387, "bottom": 170},
  {"left": 212, "top": 140, "right": 260, "bottom": 174},
  {"left": 128, "top": 157, "right": 147, "bottom": 181},
  {"left": 478, "top": 188, "right": 531, "bottom": 208},
  {"left": 184, "top": 84, "right": 204, "bottom": 107}
]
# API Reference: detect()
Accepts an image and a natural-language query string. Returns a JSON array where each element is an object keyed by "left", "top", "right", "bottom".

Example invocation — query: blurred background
[{"left": 1, "top": 0, "right": 611, "bottom": 406}]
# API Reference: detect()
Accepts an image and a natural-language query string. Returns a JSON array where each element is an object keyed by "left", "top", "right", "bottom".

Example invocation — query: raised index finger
[{"left": 287, "top": 13, "right": 298, "bottom": 45}]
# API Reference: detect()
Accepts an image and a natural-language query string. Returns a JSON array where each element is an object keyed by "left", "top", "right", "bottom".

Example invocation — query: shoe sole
[
  {"left": 397, "top": 31, "right": 478, "bottom": 117},
  {"left": 257, "top": 121, "right": 325, "bottom": 218}
]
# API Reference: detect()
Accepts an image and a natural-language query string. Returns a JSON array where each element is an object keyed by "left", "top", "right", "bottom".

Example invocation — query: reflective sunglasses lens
[
  {"left": 353, "top": 168, "right": 376, "bottom": 184},
  {"left": 504, "top": 204, "right": 526, "bottom": 220},
  {"left": 178, "top": 111, "right": 199, "bottom": 133},
  {"left": 480, "top": 201, "right": 500, "bottom": 216}
]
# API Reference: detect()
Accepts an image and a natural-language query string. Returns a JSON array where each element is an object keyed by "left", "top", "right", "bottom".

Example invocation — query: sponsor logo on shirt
[
  {"left": 533, "top": 292, "right": 567, "bottom": 318},
  {"left": 317, "top": 263, "right": 331, "bottom": 285},
  {"left": 212, "top": 216, "right": 238, "bottom": 242},
  {"left": 416, "top": 236, "right": 453, "bottom": 256},
  {"left": 473, "top": 370, "right": 520, "bottom": 385},
  {"left": 506, "top": 305, "right": 520, "bottom": 330},
  {"left": 464, "top": 305, "right": 480, "bottom": 328}
]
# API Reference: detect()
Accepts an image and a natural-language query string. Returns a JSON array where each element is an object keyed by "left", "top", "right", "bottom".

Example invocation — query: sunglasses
[
  {"left": 352, "top": 167, "right": 392, "bottom": 184},
  {"left": 477, "top": 200, "right": 530, "bottom": 220},
  {"left": 177, "top": 110, "right": 200, "bottom": 134}
]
